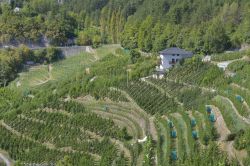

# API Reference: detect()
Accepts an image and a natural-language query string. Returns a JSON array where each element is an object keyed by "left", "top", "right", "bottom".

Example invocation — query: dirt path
[
  {"left": 38, "top": 108, "right": 72, "bottom": 117},
  {"left": 209, "top": 105, "right": 247, "bottom": 165},
  {"left": 0, "top": 153, "right": 11, "bottom": 166},
  {"left": 165, "top": 78, "right": 217, "bottom": 93},
  {"left": 110, "top": 88, "right": 157, "bottom": 141},
  {"left": 86, "top": 46, "right": 99, "bottom": 61},
  {"left": 210, "top": 105, "right": 231, "bottom": 141},
  {"left": 76, "top": 98, "right": 146, "bottom": 138},
  {"left": 218, "top": 96, "right": 250, "bottom": 124},
  {"left": 92, "top": 110, "right": 139, "bottom": 138},
  {"left": 109, "top": 88, "right": 158, "bottom": 165},
  {"left": 231, "top": 83, "right": 250, "bottom": 94},
  {"left": 33, "top": 64, "right": 53, "bottom": 86}
]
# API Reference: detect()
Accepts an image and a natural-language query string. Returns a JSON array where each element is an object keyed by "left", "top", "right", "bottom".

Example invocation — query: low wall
[{"left": 58, "top": 46, "right": 89, "bottom": 57}]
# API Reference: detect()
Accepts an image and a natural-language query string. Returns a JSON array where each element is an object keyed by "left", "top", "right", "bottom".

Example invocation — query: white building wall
[{"left": 160, "top": 54, "right": 184, "bottom": 69}]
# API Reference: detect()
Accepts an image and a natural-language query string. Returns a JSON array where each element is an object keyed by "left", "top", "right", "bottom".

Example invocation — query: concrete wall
[{"left": 58, "top": 46, "right": 88, "bottom": 57}]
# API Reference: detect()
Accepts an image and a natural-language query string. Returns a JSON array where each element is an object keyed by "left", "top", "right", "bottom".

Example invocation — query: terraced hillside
[{"left": 1, "top": 46, "right": 250, "bottom": 166}]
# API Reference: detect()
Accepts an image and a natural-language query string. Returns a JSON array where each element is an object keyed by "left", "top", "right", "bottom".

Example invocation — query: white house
[{"left": 159, "top": 47, "right": 193, "bottom": 70}]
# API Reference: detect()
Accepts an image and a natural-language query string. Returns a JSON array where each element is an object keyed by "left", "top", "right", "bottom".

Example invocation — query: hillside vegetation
[
  {"left": 1, "top": 45, "right": 250, "bottom": 165},
  {"left": 0, "top": 0, "right": 249, "bottom": 53},
  {"left": 1, "top": 0, "right": 250, "bottom": 165}
]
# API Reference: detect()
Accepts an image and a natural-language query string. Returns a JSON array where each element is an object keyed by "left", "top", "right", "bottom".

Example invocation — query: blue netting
[
  {"left": 206, "top": 106, "right": 212, "bottom": 114},
  {"left": 192, "top": 131, "right": 199, "bottom": 139},
  {"left": 236, "top": 95, "right": 244, "bottom": 103},
  {"left": 171, "top": 130, "right": 177, "bottom": 138},
  {"left": 171, "top": 150, "right": 178, "bottom": 160},
  {"left": 209, "top": 113, "right": 216, "bottom": 122},
  {"left": 168, "top": 121, "right": 174, "bottom": 128},
  {"left": 191, "top": 119, "right": 197, "bottom": 127}
]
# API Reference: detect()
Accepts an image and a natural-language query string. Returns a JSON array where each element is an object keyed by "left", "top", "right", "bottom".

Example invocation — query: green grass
[
  {"left": 9, "top": 45, "right": 122, "bottom": 91},
  {"left": 156, "top": 118, "right": 171, "bottom": 165},
  {"left": 211, "top": 51, "right": 249, "bottom": 62},
  {"left": 212, "top": 96, "right": 248, "bottom": 132},
  {"left": 219, "top": 89, "right": 250, "bottom": 118},
  {"left": 192, "top": 111, "right": 211, "bottom": 145},
  {"left": 170, "top": 113, "right": 189, "bottom": 158}
]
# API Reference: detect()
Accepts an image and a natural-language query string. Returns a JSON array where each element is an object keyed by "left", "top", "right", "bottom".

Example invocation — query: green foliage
[
  {"left": 211, "top": 51, "right": 248, "bottom": 62},
  {"left": 204, "top": 19, "right": 230, "bottom": 53},
  {"left": 130, "top": 50, "right": 141, "bottom": 64},
  {"left": 234, "top": 129, "right": 250, "bottom": 151},
  {"left": 56, "top": 156, "right": 73, "bottom": 166},
  {"left": 77, "top": 27, "right": 102, "bottom": 47},
  {"left": 0, "top": 47, "right": 63, "bottom": 86},
  {"left": 179, "top": 143, "right": 236, "bottom": 166},
  {"left": 228, "top": 60, "right": 250, "bottom": 72},
  {"left": 1, "top": 0, "right": 250, "bottom": 53},
  {"left": 177, "top": 88, "right": 202, "bottom": 110}
]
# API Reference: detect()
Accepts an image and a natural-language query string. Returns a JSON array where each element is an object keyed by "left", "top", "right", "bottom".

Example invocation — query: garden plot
[{"left": 208, "top": 105, "right": 248, "bottom": 164}]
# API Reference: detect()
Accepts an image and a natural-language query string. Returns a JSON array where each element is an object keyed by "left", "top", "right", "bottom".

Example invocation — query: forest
[{"left": 0, "top": 0, "right": 249, "bottom": 53}]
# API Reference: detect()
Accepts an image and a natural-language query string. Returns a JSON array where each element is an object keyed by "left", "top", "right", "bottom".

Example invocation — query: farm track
[
  {"left": 0, "top": 153, "right": 11, "bottom": 166},
  {"left": 109, "top": 88, "right": 158, "bottom": 141},
  {"left": 209, "top": 105, "right": 247, "bottom": 165},
  {"left": 77, "top": 95, "right": 150, "bottom": 134},
  {"left": 165, "top": 78, "right": 217, "bottom": 93},
  {"left": 76, "top": 98, "right": 147, "bottom": 138},
  {"left": 231, "top": 83, "right": 250, "bottom": 94},
  {"left": 91, "top": 109, "right": 141, "bottom": 139},
  {"left": 218, "top": 96, "right": 250, "bottom": 124},
  {"left": 109, "top": 88, "right": 159, "bottom": 165}
]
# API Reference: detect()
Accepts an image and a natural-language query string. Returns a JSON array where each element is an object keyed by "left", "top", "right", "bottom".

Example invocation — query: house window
[
  {"left": 172, "top": 59, "right": 175, "bottom": 63},
  {"left": 177, "top": 54, "right": 180, "bottom": 56}
]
